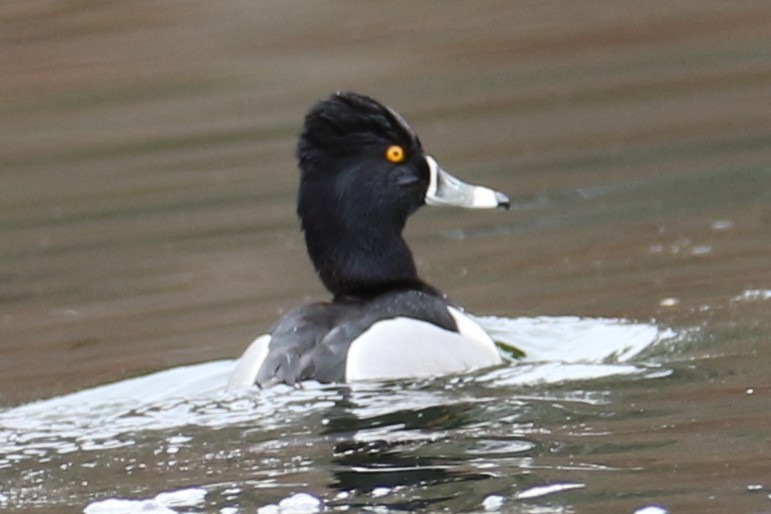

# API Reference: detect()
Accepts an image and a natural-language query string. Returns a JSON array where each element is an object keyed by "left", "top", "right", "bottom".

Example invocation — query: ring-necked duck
[{"left": 227, "top": 92, "right": 510, "bottom": 389}]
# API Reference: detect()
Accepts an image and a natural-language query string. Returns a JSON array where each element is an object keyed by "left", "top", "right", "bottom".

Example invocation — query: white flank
[{"left": 345, "top": 308, "right": 502, "bottom": 381}]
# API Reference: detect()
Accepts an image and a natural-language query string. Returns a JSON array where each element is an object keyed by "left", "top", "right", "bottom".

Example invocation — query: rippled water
[
  {"left": 2, "top": 1, "right": 771, "bottom": 513},
  {"left": 2, "top": 316, "right": 677, "bottom": 512}
]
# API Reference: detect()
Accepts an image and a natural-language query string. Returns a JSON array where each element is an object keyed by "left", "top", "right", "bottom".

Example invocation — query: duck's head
[{"left": 296, "top": 92, "right": 510, "bottom": 300}]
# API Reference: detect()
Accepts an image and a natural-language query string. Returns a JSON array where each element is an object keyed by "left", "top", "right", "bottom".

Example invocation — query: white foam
[
  {"left": 515, "top": 482, "right": 585, "bottom": 500},
  {"left": 476, "top": 315, "right": 673, "bottom": 364},
  {"left": 482, "top": 494, "right": 505, "bottom": 511},
  {"left": 84, "top": 487, "right": 206, "bottom": 514},
  {"left": 732, "top": 289, "right": 771, "bottom": 302},
  {"left": 257, "top": 493, "right": 322, "bottom": 514},
  {"left": 633, "top": 505, "right": 670, "bottom": 514}
]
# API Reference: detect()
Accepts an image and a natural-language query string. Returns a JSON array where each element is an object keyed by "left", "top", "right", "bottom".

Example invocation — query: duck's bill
[{"left": 424, "top": 156, "right": 510, "bottom": 209}]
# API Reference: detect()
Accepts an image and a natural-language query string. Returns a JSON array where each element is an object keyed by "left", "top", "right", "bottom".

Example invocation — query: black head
[
  {"left": 295, "top": 92, "right": 509, "bottom": 300},
  {"left": 296, "top": 92, "right": 433, "bottom": 299},
  {"left": 297, "top": 92, "right": 431, "bottom": 224}
]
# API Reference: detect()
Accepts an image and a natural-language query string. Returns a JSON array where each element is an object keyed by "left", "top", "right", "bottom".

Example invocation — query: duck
[{"left": 227, "top": 92, "right": 510, "bottom": 390}]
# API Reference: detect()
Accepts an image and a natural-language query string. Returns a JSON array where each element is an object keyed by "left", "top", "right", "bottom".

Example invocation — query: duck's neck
[{"left": 299, "top": 196, "right": 428, "bottom": 301}]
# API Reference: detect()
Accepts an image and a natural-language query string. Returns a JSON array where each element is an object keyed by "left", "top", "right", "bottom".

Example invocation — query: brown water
[{"left": 1, "top": 1, "right": 771, "bottom": 513}]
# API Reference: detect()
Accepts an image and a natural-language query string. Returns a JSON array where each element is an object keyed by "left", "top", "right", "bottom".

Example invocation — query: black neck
[
  {"left": 299, "top": 188, "right": 431, "bottom": 300},
  {"left": 303, "top": 222, "right": 425, "bottom": 300}
]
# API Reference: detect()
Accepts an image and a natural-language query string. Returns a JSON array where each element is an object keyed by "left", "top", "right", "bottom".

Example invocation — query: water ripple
[{"left": 0, "top": 315, "right": 678, "bottom": 512}]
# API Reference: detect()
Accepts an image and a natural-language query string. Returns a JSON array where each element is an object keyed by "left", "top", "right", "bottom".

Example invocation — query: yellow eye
[{"left": 385, "top": 145, "right": 405, "bottom": 163}]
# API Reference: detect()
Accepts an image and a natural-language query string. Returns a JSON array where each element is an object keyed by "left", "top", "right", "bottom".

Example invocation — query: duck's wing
[
  {"left": 254, "top": 303, "right": 347, "bottom": 388},
  {"left": 226, "top": 303, "right": 344, "bottom": 390}
]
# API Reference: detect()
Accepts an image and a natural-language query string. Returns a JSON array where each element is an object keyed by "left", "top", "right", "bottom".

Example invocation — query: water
[
  {"left": 1, "top": 316, "right": 676, "bottom": 512},
  {"left": 2, "top": 1, "right": 771, "bottom": 512}
]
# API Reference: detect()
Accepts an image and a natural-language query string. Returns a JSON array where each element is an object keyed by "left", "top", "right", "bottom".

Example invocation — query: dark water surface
[{"left": 2, "top": 2, "right": 771, "bottom": 513}]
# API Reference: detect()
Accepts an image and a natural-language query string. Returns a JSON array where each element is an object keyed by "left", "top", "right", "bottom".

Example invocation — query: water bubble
[
  {"left": 166, "top": 435, "right": 192, "bottom": 445},
  {"left": 648, "top": 244, "right": 664, "bottom": 253},
  {"left": 733, "top": 290, "right": 771, "bottom": 302},
  {"left": 515, "top": 482, "right": 584, "bottom": 499},
  {"left": 154, "top": 488, "right": 207, "bottom": 507},
  {"left": 633, "top": 505, "right": 669, "bottom": 514},
  {"left": 711, "top": 219, "right": 734, "bottom": 230},
  {"left": 691, "top": 245, "right": 712, "bottom": 256},
  {"left": 84, "top": 499, "right": 176, "bottom": 514},
  {"left": 371, "top": 487, "right": 391, "bottom": 498},
  {"left": 277, "top": 493, "right": 322, "bottom": 513},
  {"left": 482, "top": 494, "right": 505, "bottom": 511}
]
